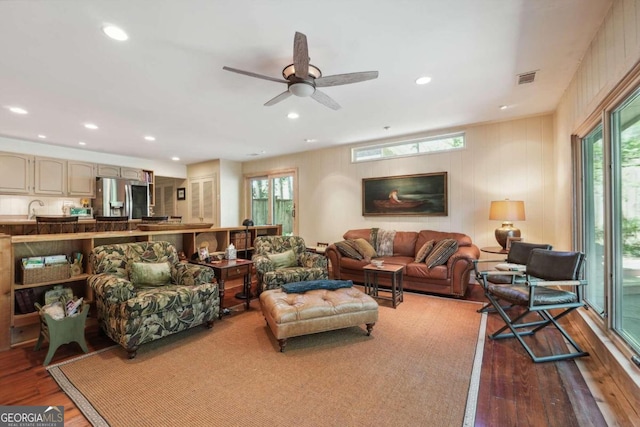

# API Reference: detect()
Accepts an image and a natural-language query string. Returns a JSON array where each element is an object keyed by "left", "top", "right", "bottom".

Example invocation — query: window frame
[{"left": 351, "top": 132, "right": 465, "bottom": 163}]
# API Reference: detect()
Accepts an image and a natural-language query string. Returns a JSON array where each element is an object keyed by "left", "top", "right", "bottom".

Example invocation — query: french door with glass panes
[
  {"left": 578, "top": 87, "right": 640, "bottom": 354},
  {"left": 247, "top": 170, "right": 297, "bottom": 236}
]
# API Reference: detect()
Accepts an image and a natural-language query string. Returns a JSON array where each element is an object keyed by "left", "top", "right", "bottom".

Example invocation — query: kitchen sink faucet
[{"left": 27, "top": 199, "right": 44, "bottom": 220}]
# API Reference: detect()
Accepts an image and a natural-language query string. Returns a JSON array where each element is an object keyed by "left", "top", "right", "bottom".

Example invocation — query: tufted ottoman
[{"left": 259, "top": 286, "right": 379, "bottom": 352}]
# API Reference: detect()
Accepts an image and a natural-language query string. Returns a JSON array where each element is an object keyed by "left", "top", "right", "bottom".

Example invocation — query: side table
[
  {"left": 192, "top": 259, "right": 253, "bottom": 318},
  {"left": 363, "top": 263, "right": 404, "bottom": 308},
  {"left": 481, "top": 246, "right": 509, "bottom": 254}
]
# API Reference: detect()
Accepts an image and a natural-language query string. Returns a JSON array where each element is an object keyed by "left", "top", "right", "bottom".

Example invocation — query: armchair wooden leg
[
  {"left": 127, "top": 346, "right": 138, "bottom": 359},
  {"left": 278, "top": 339, "right": 287, "bottom": 352},
  {"left": 205, "top": 320, "right": 214, "bottom": 329}
]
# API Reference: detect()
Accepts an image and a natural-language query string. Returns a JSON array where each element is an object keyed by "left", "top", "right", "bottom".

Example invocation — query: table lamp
[{"left": 489, "top": 199, "right": 525, "bottom": 249}]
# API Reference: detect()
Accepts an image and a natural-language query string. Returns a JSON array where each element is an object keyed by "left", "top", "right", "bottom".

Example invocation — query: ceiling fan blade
[
  {"left": 311, "top": 90, "right": 341, "bottom": 110},
  {"left": 315, "top": 71, "right": 379, "bottom": 87},
  {"left": 222, "top": 66, "right": 288, "bottom": 84},
  {"left": 293, "top": 32, "right": 309, "bottom": 78},
  {"left": 264, "top": 90, "right": 292, "bottom": 106}
]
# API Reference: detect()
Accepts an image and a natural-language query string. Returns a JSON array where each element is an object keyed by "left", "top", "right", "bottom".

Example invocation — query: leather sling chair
[
  {"left": 484, "top": 248, "right": 588, "bottom": 363},
  {"left": 474, "top": 241, "right": 552, "bottom": 313}
]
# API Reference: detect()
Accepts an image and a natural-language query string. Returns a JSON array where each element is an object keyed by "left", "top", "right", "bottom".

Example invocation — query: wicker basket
[
  {"left": 231, "top": 232, "right": 251, "bottom": 250},
  {"left": 21, "top": 264, "right": 70, "bottom": 285}
]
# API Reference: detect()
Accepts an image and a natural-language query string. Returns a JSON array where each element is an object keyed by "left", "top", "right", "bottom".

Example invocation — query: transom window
[{"left": 351, "top": 132, "right": 465, "bottom": 163}]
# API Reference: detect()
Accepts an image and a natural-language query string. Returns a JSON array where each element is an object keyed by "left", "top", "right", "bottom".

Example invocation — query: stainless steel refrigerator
[{"left": 93, "top": 177, "right": 149, "bottom": 219}]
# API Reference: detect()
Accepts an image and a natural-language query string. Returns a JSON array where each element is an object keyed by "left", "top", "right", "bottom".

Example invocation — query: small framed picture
[
  {"left": 177, "top": 187, "right": 186, "bottom": 201},
  {"left": 506, "top": 236, "right": 523, "bottom": 250}
]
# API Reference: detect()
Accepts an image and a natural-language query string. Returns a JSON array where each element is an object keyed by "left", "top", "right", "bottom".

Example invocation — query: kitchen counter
[{"left": 0, "top": 217, "right": 142, "bottom": 235}]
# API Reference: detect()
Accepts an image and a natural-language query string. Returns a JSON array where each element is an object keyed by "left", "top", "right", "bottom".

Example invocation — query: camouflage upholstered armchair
[
  {"left": 252, "top": 236, "right": 328, "bottom": 293},
  {"left": 88, "top": 241, "right": 219, "bottom": 359}
]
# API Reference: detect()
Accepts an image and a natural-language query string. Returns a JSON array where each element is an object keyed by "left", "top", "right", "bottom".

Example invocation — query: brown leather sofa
[{"left": 325, "top": 229, "right": 480, "bottom": 298}]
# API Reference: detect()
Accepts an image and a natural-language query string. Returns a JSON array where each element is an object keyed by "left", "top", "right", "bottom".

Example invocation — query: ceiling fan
[{"left": 222, "top": 32, "right": 378, "bottom": 110}]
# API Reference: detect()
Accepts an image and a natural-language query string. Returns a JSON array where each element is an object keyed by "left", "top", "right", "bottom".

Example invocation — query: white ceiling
[{"left": 0, "top": 0, "right": 611, "bottom": 164}]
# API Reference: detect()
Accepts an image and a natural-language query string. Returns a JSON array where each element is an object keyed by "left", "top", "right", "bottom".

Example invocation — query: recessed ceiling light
[
  {"left": 171, "top": 156, "right": 180, "bottom": 161},
  {"left": 37, "top": 134, "right": 46, "bottom": 139},
  {"left": 144, "top": 135, "right": 156, "bottom": 141},
  {"left": 84, "top": 123, "right": 98, "bottom": 130},
  {"left": 287, "top": 112, "right": 299, "bottom": 119},
  {"left": 304, "top": 138, "right": 316, "bottom": 143},
  {"left": 499, "top": 105, "right": 508, "bottom": 110},
  {"left": 102, "top": 25, "right": 128, "bottom": 41},
  {"left": 415, "top": 76, "right": 432, "bottom": 85},
  {"left": 78, "top": 141, "right": 87, "bottom": 146},
  {"left": 8, "top": 106, "right": 28, "bottom": 115}
]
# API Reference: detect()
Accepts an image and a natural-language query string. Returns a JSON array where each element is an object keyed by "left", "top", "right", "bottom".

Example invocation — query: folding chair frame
[{"left": 485, "top": 250, "right": 589, "bottom": 363}]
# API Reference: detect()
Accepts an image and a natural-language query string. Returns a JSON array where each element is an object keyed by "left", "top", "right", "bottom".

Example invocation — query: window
[
  {"left": 351, "top": 132, "right": 464, "bottom": 162},
  {"left": 577, "top": 86, "right": 640, "bottom": 354},
  {"left": 611, "top": 89, "right": 640, "bottom": 351},
  {"left": 581, "top": 125, "right": 606, "bottom": 316},
  {"left": 246, "top": 169, "right": 297, "bottom": 236}
]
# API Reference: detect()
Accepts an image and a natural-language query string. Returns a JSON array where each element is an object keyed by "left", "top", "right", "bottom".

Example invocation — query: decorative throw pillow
[
  {"left": 268, "top": 250, "right": 298, "bottom": 268},
  {"left": 335, "top": 240, "right": 363, "bottom": 260},
  {"left": 353, "top": 238, "right": 377, "bottom": 260},
  {"left": 424, "top": 239, "right": 459, "bottom": 268},
  {"left": 130, "top": 262, "right": 172, "bottom": 287},
  {"left": 414, "top": 239, "right": 435, "bottom": 263}
]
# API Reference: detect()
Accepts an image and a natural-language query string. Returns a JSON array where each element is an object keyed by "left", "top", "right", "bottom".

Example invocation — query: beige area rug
[{"left": 48, "top": 292, "right": 487, "bottom": 427}]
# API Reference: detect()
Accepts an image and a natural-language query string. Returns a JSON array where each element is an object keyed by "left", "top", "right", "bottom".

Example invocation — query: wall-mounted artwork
[{"left": 362, "top": 172, "right": 448, "bottom": 216}]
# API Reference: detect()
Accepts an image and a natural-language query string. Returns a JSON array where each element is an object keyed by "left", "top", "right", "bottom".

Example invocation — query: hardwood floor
[{"left": 0, "top": 280, "right": 636, "bottom": 426}]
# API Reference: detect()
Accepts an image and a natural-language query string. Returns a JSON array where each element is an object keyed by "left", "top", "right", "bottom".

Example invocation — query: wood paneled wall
[
  {"left": 555, "top": 0, "right": 639, "bottom": 249},
  {"left": 242, "top": 114, "right": 556, "bottom": 250}
]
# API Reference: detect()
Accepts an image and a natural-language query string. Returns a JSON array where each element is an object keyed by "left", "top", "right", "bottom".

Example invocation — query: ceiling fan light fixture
[
  {"left": 282, "top": 63, "right": 322, "bottom": 80},
  {"left": 289, "top": 82, "right": 315, "bottom": 97}
]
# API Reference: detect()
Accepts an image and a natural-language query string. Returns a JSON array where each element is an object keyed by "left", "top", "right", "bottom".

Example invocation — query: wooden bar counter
[
  {"left": 0, "top": 223, "right": 282, "bottom": 350},
  {"left": 0, "top": 217, "right": 141, "bottom": 236}
]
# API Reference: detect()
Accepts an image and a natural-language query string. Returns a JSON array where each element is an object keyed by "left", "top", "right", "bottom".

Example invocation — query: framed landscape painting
[{"left": 362, "top": 172, "right": 448, "bottom": 216}]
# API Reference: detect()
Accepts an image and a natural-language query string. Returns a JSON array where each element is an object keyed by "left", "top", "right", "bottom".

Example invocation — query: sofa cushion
[
  {"left": 281, "top": 279, "right": 353, "bottom": 293},
  {"left": 353, "top": 238, "right": 377, "bottom": 260},
  {"left": 405, "top": 263, "right": 449, "bottom": 280},
  {"left": 414, "top": 240, "right": 435, "bottom": 262},
  {"left": 268, "top": 250, "right": 298, "bottom": 268},
  {"left": 129, "top": 262, "right": 172, "bottom": 287},
  {"left": 415, "top": 230, "right": 472, "bottom": 250},
  {"left": 335, "top": 240, "right": 363, "bottom": 260},
  {"left": 343, "top": 229, "right": 373, "bottom": 241},
  {"left": 393, "top": 231, "right": 419, "bottom": 256},
  {"left": 424, "top": 239, "right": 459, "bottom": 268}
]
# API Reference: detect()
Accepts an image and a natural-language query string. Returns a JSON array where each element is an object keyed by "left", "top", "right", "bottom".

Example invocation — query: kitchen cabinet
[
  {"left": 188, "top": 176, "right": 217, "bottom": 224},
  {"left": 68, "top": 161, "right": 96, "bottom": 197},
  {"left": 34, "top": 157, "right": 66, "bottom": 195},
  {"left": 143, "top": 169, "right": 155, "bottom": 205},
  {"left": 97, "top": 165, "right": 143, "bottom": 181},
  {"left": 0, "top": 152, "right": 32, "bottom": 194},
  {"left": 121, "top": 167, "right": 143, "bottom": 181}
]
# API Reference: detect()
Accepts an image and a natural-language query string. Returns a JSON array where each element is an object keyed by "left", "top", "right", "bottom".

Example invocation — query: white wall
[
  {"left": 219, "top": 159, "right": 242, "bottom": 227},
  {"left": 242, "top": 114, "right": 557, "bottom": 249},
  {"left": 555, "top": 0, "right": 640, "bottom": 249}
]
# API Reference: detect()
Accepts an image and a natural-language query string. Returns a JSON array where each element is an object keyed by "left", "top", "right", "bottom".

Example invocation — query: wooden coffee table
[
  {"left": 363, "top": 263, "right": 404, "bottom": 308},
  {"left": 190, "top": 259, "right": 253, "bottom": 318}
]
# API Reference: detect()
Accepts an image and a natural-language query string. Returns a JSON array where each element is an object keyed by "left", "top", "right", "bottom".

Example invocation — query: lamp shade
[
  {"left": 489, "top": 200, "right": 525, "bottom": 221},
  {"left": 242, "top": 219, "right": 254, "bottom": 227}
]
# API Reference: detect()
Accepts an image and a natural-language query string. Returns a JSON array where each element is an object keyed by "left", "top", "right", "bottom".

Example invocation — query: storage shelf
[
  {"left": 15, "top": 273, "right": 90, "bottom": 290},
  {"left": 3, "top": 224, "right": 282, "bottom": 349}
]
